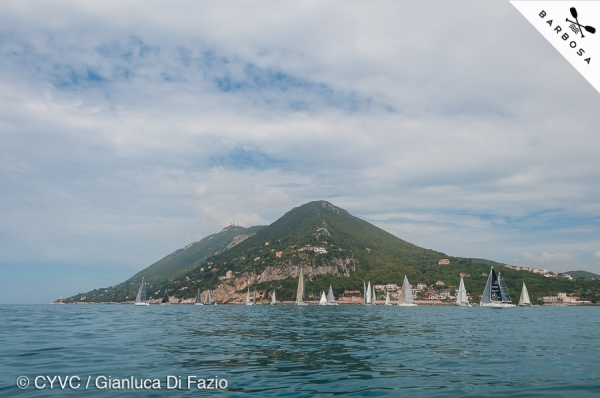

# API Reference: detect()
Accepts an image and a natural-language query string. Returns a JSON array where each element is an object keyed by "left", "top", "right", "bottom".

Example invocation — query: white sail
[
  {"left": 385, "top": 291, "right": 391, "bottom": 305},
  {"left": 204, "top": 290, "right": 213, "bottom": 305},
  {"left": 363, "top": 281, "right": 367, "bottom": 305},
  {"left": 295, "top": 264, "right": 308, "bottom": 305},
  {"left": 456, "top": 276, "right": 470, "bottom": 307},
  {"left": 134, "top": 278, "right": 149, "bottom": 306},
  {"left": 253, "top": 289, "right": 257, "bottom": 305},
  {"left": 519, "top": 282, "right": 532, "bottom": 306},
  {"left": 498, "top": 273, "right": 513, "bottom": 304},
  {"left": 366, "top": 281, "right": 372, "bottom": 304},
  {"left": 271, "top": 290, "right": 276, "bottom": 305},
  {"left": 372, "top": 286, "right": 377, "bottom": 305},
  {"left": 398, "top": 276, "right": 417, "bottom": 306},
  {"left": 319, "top": 291, "right": 327, "bottom": 305},
  {"left": 326, "top": 285, "right": 337, "bottom": 305},
  {"left": 245, "top": 287, "right": 255, "bottom": 306}
]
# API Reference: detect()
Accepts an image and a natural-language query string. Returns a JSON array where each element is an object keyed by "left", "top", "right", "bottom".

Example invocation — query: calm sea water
[{"left": 1, "top": 305, "right": 600, "bottom": 397}]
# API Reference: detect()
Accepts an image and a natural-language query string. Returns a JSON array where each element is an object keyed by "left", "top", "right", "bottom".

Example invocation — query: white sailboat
[
  {"left": 372, "top": 285, "right": 377, "bottom": 305},
  {"left": 134, "top": 277, "right": 149, "bottom": 306},
  {"left": 295, "top": 264, "right": 308, "bottom": 306},
  {"left": 456, "top": 276, "right": 471, "bottom": 307},
  {"left": 319, "top": 291, "right": 327, "bottom": 305},
  {"left": 326, "top": 285, "right": 338, "bottom": 306},
  {"left": 271, "top": 290, "right": 276, "bottom": 305},
  {"left": 519, "top": 282, "right": 532, "bottom": 307},
  {"left": 204, "top": 290, "right": 214, "bottom": 305},
  {"left": 363, "top": 281, "right": 373, "bottom": 305},
  {"left": 362, "top": 281, "right": 368, "bottom": 305},
  {"left": 160, "top": 289, "right": 170, "bottom": 305},
  {"left": 480, "top": 267, "right": 515, "bottom": 308},
  {"left": 245, "top": 287, "right": 255, "bottom": 306},
  {"left": 194, "top": 289, "right": 203, "bottom": 306},
  {"left": 397, "top": 276, "right": 417, "bottom": 306},
  {"left": 385, "top": 290, "right": 391, "bottom": 306}
]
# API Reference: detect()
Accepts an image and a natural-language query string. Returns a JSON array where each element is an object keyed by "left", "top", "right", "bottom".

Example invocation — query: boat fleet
[{"left": 134, "top": 266, "right": 533, "bottom": 307}]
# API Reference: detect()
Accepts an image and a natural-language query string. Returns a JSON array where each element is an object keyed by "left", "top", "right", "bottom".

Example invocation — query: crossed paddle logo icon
[{"left": 566, "top": 7, "right": 596, "bottom": 38}]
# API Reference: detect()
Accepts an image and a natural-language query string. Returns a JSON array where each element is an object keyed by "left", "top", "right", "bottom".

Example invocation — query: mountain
[
  {"left": 562, "top": 270, "right": 600, "bottom": 279},
  {"left": 62, "top": 224, "right": 264, "bottom": 303},
  {"left": 61, "top": 201, "right": 600, "bottom": 304}
]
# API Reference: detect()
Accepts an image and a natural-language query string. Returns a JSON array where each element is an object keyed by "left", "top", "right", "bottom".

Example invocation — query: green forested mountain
[
  {"left": 62, "top": 201, "right": 600, "bottom": 304},
  {"left": 562, "top": 270, "right": 600, "bottom": 279}
]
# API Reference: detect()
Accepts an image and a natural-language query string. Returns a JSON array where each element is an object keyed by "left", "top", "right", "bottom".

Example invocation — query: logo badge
[{"left": 512, "top": 1, "right": 600, "bottom": 93}]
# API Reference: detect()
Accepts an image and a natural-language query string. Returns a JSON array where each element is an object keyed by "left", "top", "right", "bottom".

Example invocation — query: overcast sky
[{"left": 1, "top": 0, "right": 599, "bottom": 303}]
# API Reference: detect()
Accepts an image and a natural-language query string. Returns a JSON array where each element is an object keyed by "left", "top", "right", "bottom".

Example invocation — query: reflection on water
[{"left": 1, "top": 305, "right": 600, "bottom": 397}]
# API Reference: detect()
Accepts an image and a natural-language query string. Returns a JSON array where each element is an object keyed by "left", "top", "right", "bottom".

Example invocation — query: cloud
[
  {"left": 516, "top": 251, "right": 581, "bottom": 272},
  {"left": 1, "top": 0, "right": 600, "bottom": 301}
]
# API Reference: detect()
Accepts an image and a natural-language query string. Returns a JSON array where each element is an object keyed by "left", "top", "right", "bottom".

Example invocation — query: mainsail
[
  {"left": 253, "top": 289, "right": 256, "bottom": 305},
  {"left": 319, "top": 291, "right": 327, "bottom": 305},
  {"left": 195, "top": 289, "right": 201, "bottom": 304},
  {"left": 135, "top": 278, "right": 146, "bottom": 303},
  {"left": 372, "top": 285, "right": 377, "bottom": 305},
  {"left": 498, "top": 273, "right": 512, "bottom": 303},
  {"left": 519, "top": 282, "right": 531, "bottom": 306},
  {"left": 366, "top": 281, "right": 372, "bottom": 304},
  {"left": 246, "top": 287, "right": 251, "bottom": 304},
  {"left": 296, "top": 264, "right": 307, "bottom": 304},
  {"left": 204, "top": 290, "right": 212, "bottom": 305},
  {"left": 161, "top": 289, "right": 169, "bottom": 304},
  {"left": 363, "top": 281, "right": 367, "bottom": 305},
  {"left": 385, "top": 291, "right": 391, "bottom": 305},
  {"left": 456, "top": 276, "right": 469, "bottom": 306},
  {"left": 271, "top": 290, "right": 276, "bottom": 305}
]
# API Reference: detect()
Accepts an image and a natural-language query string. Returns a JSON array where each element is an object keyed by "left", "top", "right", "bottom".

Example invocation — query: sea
[{"left": 1, "top": 305, "right": 599, "bottom": 397}]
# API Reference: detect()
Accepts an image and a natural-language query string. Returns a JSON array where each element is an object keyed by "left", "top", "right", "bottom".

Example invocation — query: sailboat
[
  {"left": 160, "top": 289, "right": 169, "bottom": 305},
  {"left": 363, "top": 281, "right": 373, "bottom": 305},
  {"left": 397, "top": 276, "right": 417, "bottom": 306},
  {"left": 371, "top": 285, "right": 377, "bottom": 305},
  {"left": 326, "top": 285, "right": 338, "bottom": 306},
  {"left": 456, "top": 276, "right": 471, "bottom": 307},
  {"left": 319, "top": 291, "right": 327, "bottom": 305},
  {"left": 295, "top": 264, "right": 308, "bottom": 306},
  {"left": 204, "top": 290, "right": 214, "bottom": 305},
  {"left": 271, "top": 290, "right": 276, "bottom": 305},
  {"left": 134, "top": 277, "right": 149, "bottom": 306},
  {"left": 519, "top": 282, "right": 532, "bottom": 307},
  {"left": 362, "top": 281, "right": 368, "bottom": 305},
  {"left": 245, "top": 287, "right": 254, "bottom": 306},
  {"left": 480, "top": 267, "right": 516, "bottom": 308},
  {"left": 194, "top": 289, "right": 203, "bottom": 306},
  {"left": 385, "top": 290, "right": 391, "bottom": 306}
]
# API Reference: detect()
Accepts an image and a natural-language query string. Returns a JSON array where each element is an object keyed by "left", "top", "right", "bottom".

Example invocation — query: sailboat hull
[
  {"left": 134, "top": 302, "right": 149, "bottom": 306},
  {"left": 245, "top": 302, "right": 255, "bottom": 306},
  {"left": 295, "top": 302, "right": 309, "bottom": 306},
  {"left": 456, "top": 303, "right": 471, "bottom": 307},
  {"left": 480, "top": 302, "right": 516, "bottom": 308},
  {"left": 398, "top": 303, "right": 417, "bottom": 307},
  {"left": 518, "top": 303, "right": 532, "bottom": 307},
  {"left": 194, "top": 303, "right": 204, "bottom": 306},
  {"left": 326, "top": 303, "right": 338, "bottom": 306}
]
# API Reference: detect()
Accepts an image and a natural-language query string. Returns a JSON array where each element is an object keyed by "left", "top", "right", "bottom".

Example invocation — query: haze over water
[{"left": 1, "top": 305, "right": 599, "bottom": 397}]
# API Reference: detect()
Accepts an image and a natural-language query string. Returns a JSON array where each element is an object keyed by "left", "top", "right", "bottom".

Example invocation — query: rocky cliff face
[{"left": 196, "top": 257, "right": 356, "bottom": 303}]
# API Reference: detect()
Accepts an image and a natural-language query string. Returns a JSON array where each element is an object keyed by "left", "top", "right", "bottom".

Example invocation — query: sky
[{"left": 1, "top": 0, "right": 599, "bottom": 304}]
